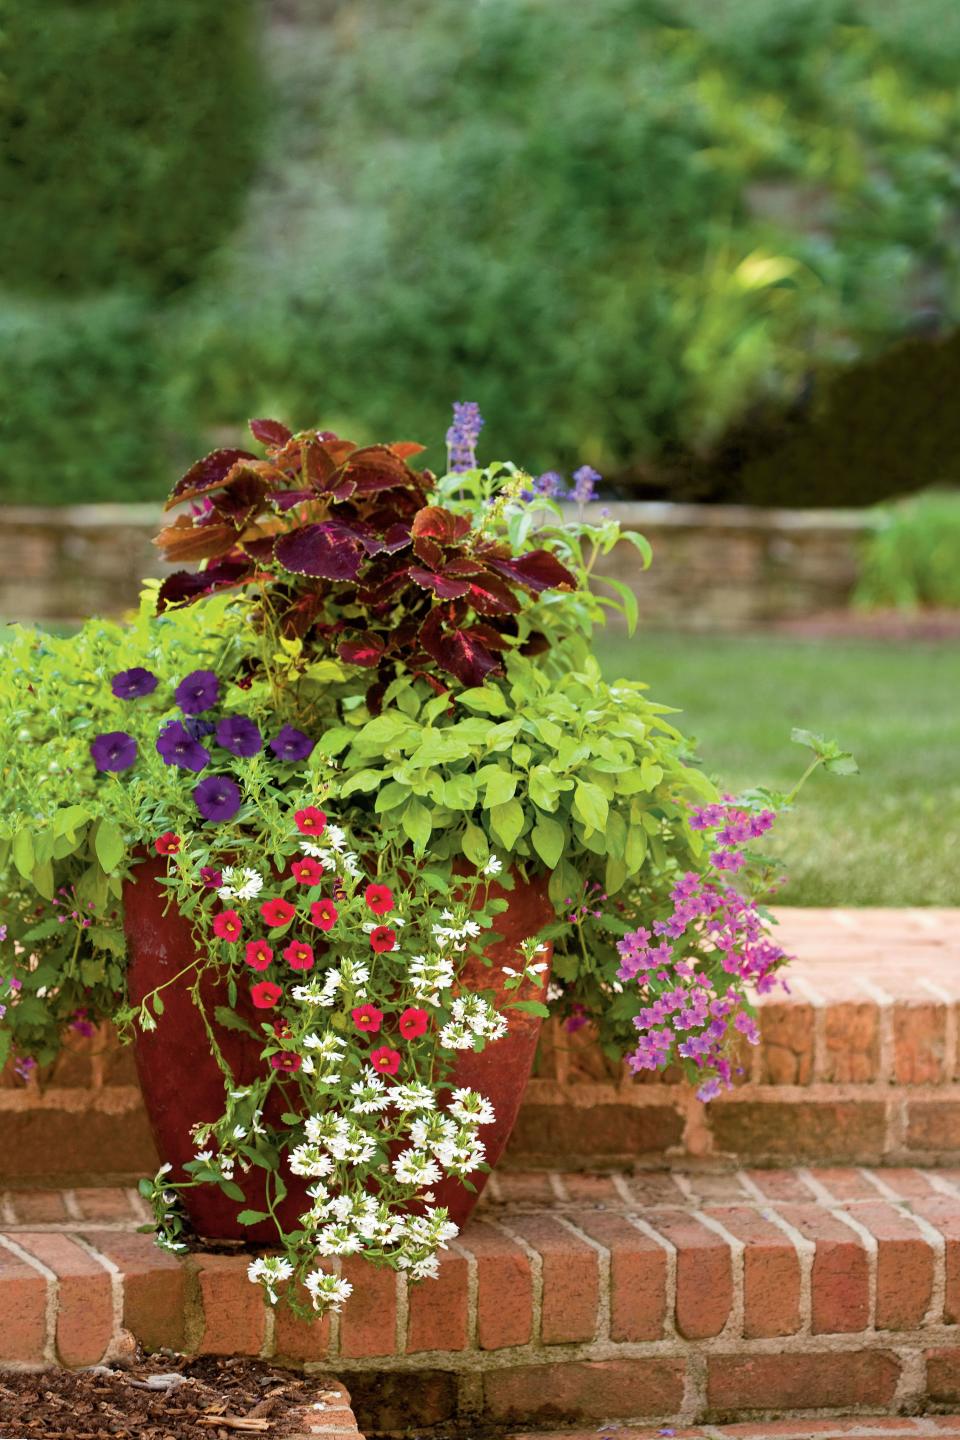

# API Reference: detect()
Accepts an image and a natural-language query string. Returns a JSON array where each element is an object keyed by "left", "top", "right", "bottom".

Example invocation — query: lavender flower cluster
[{"left": 617, "top": 803, "right": 786, "bottom": 1102}]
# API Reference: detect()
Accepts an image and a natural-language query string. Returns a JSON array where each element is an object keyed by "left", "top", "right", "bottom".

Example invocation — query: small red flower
[
  {"left": 212, "top": 909, "right": 242, "bottom": 943},
  {"left": 364, "top": 883, "right": 393, "bottom": 916},
  {"left": 309, "top": 899, "right": 338, "bottom": 931},
  {"left": 251, "top": 981, "right": 282, "bottom": 1009},
  {"left": 270, "top": 1052, "right": 302, "bottom": 1072},
  {"left": 295, "top": 807, "right": 327, "bottom": 837},
  {"left": 370, "top": 925, "right": 397, "bottom": 953},
  {"left": 245, "top": 939, "right": 273, "bottom": 971},
  {"left": 292, "top": 857, "right": 324, "bottom": 886},
  {"left": 272, "top": 1019, "right": 292, "bottom": 1039},
  {"left": 352, "top": 1004, "right": 384, "bottom": 1033},
  {"left": 283, "top": 939, "right": 315, "bottom": 971},
  {"left": 369, "top": 1045, "right": 401, "bottom": 1076},
  {"left": 260, "top": 897, "right": 296, "bottom": 929},
  {"left": 154, "top": 832, "right": 181, "bottom": 856},
  {"left": 399, "top": 1006, "right": 429, "bottom": 1040}
]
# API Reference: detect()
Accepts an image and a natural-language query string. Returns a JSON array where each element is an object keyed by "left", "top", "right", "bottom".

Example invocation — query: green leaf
[
  {"left": 54, "top": 804, "right": 89, "bottom": 839},
  {"left": 489, "top": 798, "right": 524, "bottom": 849},
  {"left": 548, "top": 858, "right": 581, "bottom": 908},
  {"left": 531, "top": 816, "right": 565, "bottom": 869},
  {"left": 462, "top": 822, "right": 489, "bottom": 868},
  {"left": 528, "top": 766, "right": 561, "bottom": 812},
  {"left": 95, "top": 819, "right": 126, "bottom": 873},
  {"left": 598, "top": 576, "right": 639, "bottom": 636},
  {"left": 457, "top": 687, "right": 507, "bottom": 716},
  {"left": 442, "top": 775, "right": 477, "bottom": 809},
  {"left": 214, "top": 1006, "right": 261, "bottom": 1040},
  {"left": 220, "top": 1180, "right": 246, "bottom": 1203},
  {"left": 509, "top": 999, "right": 551, "bottom": 1018},
  {"left": 824, "top": 753, "right": 859, "bottom": 775},
  {"left": 401, "top": 798, "right": 432, "bottom": 854},
  {"left": 340, "top": 768, "right": 384, "bottom": 796},
  {"left": 31, "top": 860, "right": 54, "bottom": 900},
  {"left": 625, "top": 822, "right": 649, "bottom": 872},
  {"left": 481, "top": 767, "right": 518, "bottom": 808},
  {"left": 317, "top": 725, "right": 354, "bottom": 756},
  {"left": 573, "top": 780, "right": 608, "bottom": 834},
  {"left": 605, "top": 854, "right": 628, "bottom": 895},
  {"left": 357, "top": 711, "right": 420, "bottom": 749},
  {"left": 304, "top": 659, "right": 346, "bottom": 682},
  {"left": 374, "top": 780, "right": 410, "bottom": 813},
  {"left": 618, "top": 529, "right": 653, "bottom": 568},
  {"left": 12, "top": 829, "right": 34, "bottom": 879},
  {"left": 236, "top": 1209, "right": 270, "bottom": 1225},
  {"left": 639, "top": 758, "right": 664, "bottom": 790}
]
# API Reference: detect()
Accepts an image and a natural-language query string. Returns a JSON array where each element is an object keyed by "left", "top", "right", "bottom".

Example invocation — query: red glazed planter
[{"left": 123, "top": 857, "right": 553, "bottom": 1243}]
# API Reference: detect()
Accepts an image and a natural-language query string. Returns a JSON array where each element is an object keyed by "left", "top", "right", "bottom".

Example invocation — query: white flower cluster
[
  {"left": 299, "top": 822, "right": 362, "bottom": 879},
  {"left": 439, "top": 993, "right": 509, "bottom": 1051},
  {"left": 292, "top": 959, "right": 370, "bottom": 1009},
  {"left": 217, "top": 866, "right": 264, "bottom": 901}
]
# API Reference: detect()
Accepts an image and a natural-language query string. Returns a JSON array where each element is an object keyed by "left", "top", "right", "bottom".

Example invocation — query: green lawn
[{"left": 596, "top": 632, "right": 960, "bottom": 907}]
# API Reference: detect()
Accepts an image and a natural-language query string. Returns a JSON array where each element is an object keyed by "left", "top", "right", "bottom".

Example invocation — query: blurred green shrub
[
  {"left": 855, "top": 491, "right": 960, "bottom": 610},
  {"left": 0, "top": 0, "right": 261, "bottom": 294}
]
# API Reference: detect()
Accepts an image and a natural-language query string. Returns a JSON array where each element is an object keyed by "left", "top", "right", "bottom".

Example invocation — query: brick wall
[{"left": 0, "top": 501, "right": 872, "bottom": 628}]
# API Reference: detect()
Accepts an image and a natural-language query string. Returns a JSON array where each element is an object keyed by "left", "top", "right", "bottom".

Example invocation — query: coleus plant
[{"left": 155, "top": 419, "right": 576, "bottom": 696}]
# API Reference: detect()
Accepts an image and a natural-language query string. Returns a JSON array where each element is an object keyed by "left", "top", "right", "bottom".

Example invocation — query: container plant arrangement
[{"left": 0, "top": 406, "right": 854, "bottom": 1318}]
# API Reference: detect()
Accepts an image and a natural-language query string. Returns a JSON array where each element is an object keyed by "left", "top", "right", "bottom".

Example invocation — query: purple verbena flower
[
  {"left": 535, "top": 471, "right": 565, "bottom": 499},
  {"left": 90, "top": 731, "right": 137, "bottom": 773},
  {"left": 216, "top": 715, "right": 263, "bottom": 758},
  {"left": 156, "top": 720, "right": 210, "bottom": 773},
  {"left": 445, "top": 401, "right": 484, "bottom": 473},
  {"left": 193, "top": 775, "right": 243, "bottom": 823},
  {"left": 175, "top": 669, "right": 220, "bottom": 715},
  {"left": 571, "top": 465, "right": 600, "bottom": 505},
  {"left": 268, "top": 725, "right": 315, "bottom": 763},
  {"left": 110, "top": 667, "right": 158, "bottom": 700}
]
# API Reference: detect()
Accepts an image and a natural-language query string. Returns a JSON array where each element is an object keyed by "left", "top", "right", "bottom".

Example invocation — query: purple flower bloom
[
  {"left": 193, "top": 774, "right": 243, "bottom": 823},
  {"left": 156, "top": 720, "right": 210, "bottom": 773},
  {"left": 14, "top": 1056, "right": 36, "bottom": 1082},
  {"left": 111, "top": 667, "right": 158, "bottom": 700},
  {"left": 268, "top": 725, "right": 315, "bottom": 762},
  {"left": 216, "top": 715, "right": 263, "bottom": 758},
  {"left": 535, "top": 471, "right": 565, "bottom": 499},
  {"left": 446, "top": 401, "right": 484, "bottom": 473},
  {"left": 571, "top": 465, "right": 600, "bottom": 505},
  {"left": 200, "top": 866, "right": 223, "bottom": 889},
  {"left": 175, "top": 669, "right": 219, "bottom": 715},
  {"left": 0, "top": 925, "right": 7, "bottom": 942},
  {"left": 90, "top": 731, "right": 137, "bottom": 772},
  {"left": 183, "top": 716, "right": 216, "bottom": 741},
  {"left": 70, "top": 1009, "right": 96, "bottom": 1039}
]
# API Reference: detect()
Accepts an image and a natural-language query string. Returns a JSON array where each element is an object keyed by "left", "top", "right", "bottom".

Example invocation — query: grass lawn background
[{"left": 596, "top": 632, "right": 960, "bottom": 907}]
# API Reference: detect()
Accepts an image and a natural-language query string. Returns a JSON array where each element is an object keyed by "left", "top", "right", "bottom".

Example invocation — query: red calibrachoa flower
[
  {"left": 292, "top": 857, "right": 324, "bottom": 885},
  {"left": 399, "top": 1007, "right": 429, "bottom": 1040},
  {"left": 295, "top": 807, "right": 327, "bottom": 836},
  {"left": 370, "top": 925, "right": 397, "bottom": 953},
  {"left": 260, "top": 898, "right": 296, "bottom": 928},
  {"left": 364, "top": 884, "right": 393, "bottom": 916},
  {"left": 370, "top": 1046, "right": 401, "bottom": 1076},
  {"left": 245, "top": 939, "right": 273, "bottom": 971},
  {"left": 273, "top": 1019, "right": 292, "bottom": 1038},
  {"left": 310, "top": 899, "right": 338, "bottom": 931},
  {"left": 251, "top": 981, "right": 282, "bottom": 1009},
  {"left": 154, "top": 832, "right": 180, "bottom": 855},
  {"left": 270, "top": 1053, "right": 302, "bottom": 1072},
  {"left": 352, "top": 1004, "right": 383, "bottom": 1034},
  {"left": 212, "top": 910, "right": 242, "bottom": 943},
  {"left": 283, "top": 939, "right": 315, "bottom": 971}
]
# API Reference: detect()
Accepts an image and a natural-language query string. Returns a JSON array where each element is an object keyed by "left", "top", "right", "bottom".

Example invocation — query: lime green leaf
[
  {"left": 531, "top": 816, "right": 565, "bottom": 869},
  {"left": 509, "top": 999, "right": 551, "bottom": 1018},
  {"left": 462, "top": 822, "right": 489, "bottom": 868},
  {"left": 12, "top": 829, "right": 34, "bottom": 879},
  {"left": 340, "top": 768, "right": 384, "bottom": 796},
  {"left": 442, "top": 775, "right": 477, "bottom": 809},
  {"left": 401, "top": 798, "right": 431, "bottom": 854},
  {"left": 548, "top": 858, "right": 581, "bottom": 908},
  {"left": 482, "top": 767, "right": 518, "bottom": 808},
  {"left": 573, "top": 780, "right": 608, "bottom": 833},
  {"left": 374, "top": 780, "right": 410, "bottom": 813},
  {"left": 316, "top": 726, "right": 354, "bottom": 756},
  {"left": 305, "top": 659, "right": 346, "bottom": 682},
  {"left": 237, "top": 1209, "right": 271, "bottom": 1225},
  {"left": 457, "top": 687, "right": 507, "bottom": 716},
  {"left": 625, "top": 822, "right": 649, "bottom": 872},
  {"left": 54, "top": 805, "right": 89, "bottom": 839},
  {"left": 220, "top": 1180, "right": 246, "bottom": 1203},
  {"left": 95, "top": 819, "right": 126, "bottom": 873},
  {"left": 489, "top": 798, "right": 524, "bottom": 849}
]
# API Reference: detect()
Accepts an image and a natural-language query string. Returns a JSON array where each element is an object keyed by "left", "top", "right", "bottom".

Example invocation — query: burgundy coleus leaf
[
  {"left": 467, "top": 572, "right": 521, "bottom": 616},
  {"left": 166, "top": 448, "right": 257, "bottom": 508},
  {"left": 408, "top": 568, "right": 471, "bottom": 600},
  {"left": 153, "top": 514, "right": 239, "bottom": 563},
  {"left": 412, "top": 535, "right": 444, "bottom": 570},
  {"left": 521, "top": 631, "right": 550, "bottom": 657},
  {"left": 338, "top": 632, "right": 386, "bottom": 668},
  {"left": 411, "top": 506, "right": 472, "bottom": 545},
  {"left": 249, "top": 418, "right": 292, "bottom": 447},
  {"left": 381, "top": 523, "right": 412, "bottom": 553},
  {"left": 420, "top": 611, "right": 501, "bottom": 686},
  {"left": 210, "top": 468, "right": 271, "bottom": 527},
  {"left": 389, "top": 442, "right": 426, "bottom": 460},
  {"left": 302, "top": 439, "right": 344, "bottom": 493},
  {"left": 156, "top": 556, "right": 254, "bottom": 612},
  {"left": 486, "top": 550, "right": 577, "bottom": 592},
  {"left": 274, "top": 523, "right": 365, "bottom": 580},
  {"left": 348, "top": 446, "right": 423, "bottom": 496},
  {"left": 464, "top": 621, "right": 512, "bottom": 652},
  {"left": 267, "top": 488, "right": 315, "bottom": 511}
]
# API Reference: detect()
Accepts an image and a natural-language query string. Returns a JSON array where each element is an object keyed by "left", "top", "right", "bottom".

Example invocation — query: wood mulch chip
[{"left": 0, "top": 1355, "right": 340, "bottom": 1440}]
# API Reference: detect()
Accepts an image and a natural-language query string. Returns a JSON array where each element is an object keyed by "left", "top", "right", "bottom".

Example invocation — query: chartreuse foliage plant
[{"left": 0, "top": 410, "right": 849, "bottom": 1317}]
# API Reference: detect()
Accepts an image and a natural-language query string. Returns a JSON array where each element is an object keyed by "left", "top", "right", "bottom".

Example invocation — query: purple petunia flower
[
  {"left": 268, "top": 725, "right": 315, "bottom": 762},
  {"left": 535, "top": 471, "right": 565, "bottom": 499},
  {"left": 90, "top": 731, "right": 137, "bottom": 772},
  {"left": 175, "top": 669, "right": 220, "bottom": 715},
  {"left": 156, "top": 720, "right": 210, "bottom": 773},
  {"left": 193, "top": 774, "right": 243, "bottom": 823},
  {"left": 183, "top": 716, "right": 216, "bottom": 741},
  {"left": 571, "top": 465, "right": 600, "bottom": 505},
  {"left": 111, "top": 667, "right": 158, "bottom": 700},
  {"left": 445, "top": 401, "right": 484, "bottom": 473},
  {"left": 216, "top": 715, "right": 263, "bottom": 758}
]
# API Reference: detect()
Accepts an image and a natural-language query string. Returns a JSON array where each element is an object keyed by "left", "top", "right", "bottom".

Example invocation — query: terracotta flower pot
[{"left": 122, "top": 857, "right": 553, "bottom": 1243}]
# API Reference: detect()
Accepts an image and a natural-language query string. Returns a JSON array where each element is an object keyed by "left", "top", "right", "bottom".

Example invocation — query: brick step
[
  {"left": 510, "top": 1422, "right": 960, "bottom": 1440},
  {"left": 6, "top": 1168, "right": 960, "bottom": 1432},
  {"left": 2, "top": 908, "right": 959, "bottom": 1184}
]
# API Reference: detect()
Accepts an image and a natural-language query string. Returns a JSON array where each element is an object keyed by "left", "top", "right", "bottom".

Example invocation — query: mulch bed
[{"left": 0, "top": 1356, "right": 340, "bottom": 1440}]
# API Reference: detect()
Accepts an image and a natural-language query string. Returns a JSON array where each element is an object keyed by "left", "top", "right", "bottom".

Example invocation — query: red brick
[
  {"left": 894, "top": 1000, "right": 947, "bottom": 1083},
  {"left": 492, "top": 1171, "right": 559, "bottom": 1206},
  {"left": 0, "top": 1242, "right": 47, "bottom": 1362},
  {"left": 72, "top": 1186, "right": 137, "bottom": 1221},
  {"left": 506, "top": 1213, "right": 599, "bottom": 1344},
  {"left": 759, "top": 1000, "right": 813, "bottom": 1084},
  {"left": 853, "top": 1201, "right": 935, "bottom": 1329},
  {"left": 928, "top": 1348, "right": 960, "bottom": 1403},
  {"left": 7, "top": 1189, "right": 70, "bottom": 1223},
  {"left": 916, "top": 1195, "right": 960, "bottom": 1322},
  {"left": 570, "top": 1209, "right": 667, "bottom": 1341},
  {"left": 866, "top": 1167, "right": 939, "bottom": 1200},
  {"left": 617, "top": 1172, "right": 688, "bottom": 1206},
  {"left": 647, "top": 1211, "right": 732, "bottom": 1339},
  {"left": 806, "top": 1166, "right": 878, "bottom": 1200},
  {"left": 558, "top": 1172, "right": 624, "bottom": 1206},
  {"left": 405, "top": 1247, "right": 469, "bottom": 1353},
  {"left": 458, "top": 1219, "right": 533, "bottom": 1350},
  {"left": 823, "top": 1001, "right": 880, "bottom": 1081},
  {"left": 194, "top": 1253, "right": 266, "bottom": 1355},
  {"left": 907, "top": 1101, "right": 960, "bottom": 1154},
  {"left": 16, "top": 1230, "right": 113, "bottom": 1366},
  {"left": 0, "top": 1105, "right": 157, "bottom": 1184},
  {"left": 88, "top": 1230, "right": 187, "bottom": 1352},
  {"left": 778, "top": 1204, "right": 869, "bottom": 1334},
  {"left": 682, "top": 1173, "right": 751, "bottom": 1203},
  {"left": 338, "top": 1255, "right": 397, "bottom": 1358},
  {"left": 707, "top": 1349, "right": 901, "bottom": 1412},
  {"left": 706, "top": 1205, "right": 801, "bottom": 1338},
  {"left": 484, "top": 1359, "right": 685, "bottom": 1424},
  {"left": 273, "top": 1303, "right": 332, "bottom": 1362},
  {"left": 745, "top": 1169, "right": 813, "bottom": 1203},
  {"left": 709, "top": 1100, "right": 886, "bottom": 1163},
  {"left": 509, "top": 1101, "right": 684, "bottom": 1166}
]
